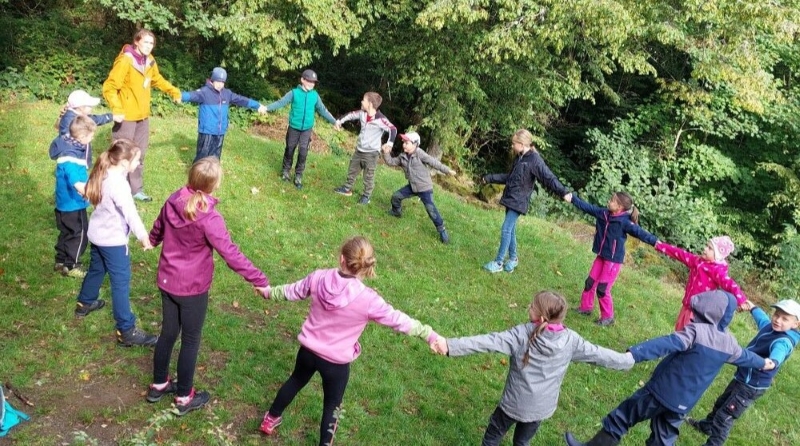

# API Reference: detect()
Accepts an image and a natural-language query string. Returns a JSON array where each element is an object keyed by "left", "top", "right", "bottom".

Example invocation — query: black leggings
[
  {"left": 269, "top": 347, "right": 350, "bottom": 446},
  {"left": 152, "top": 290, "right": 209, "bottom": 397}
]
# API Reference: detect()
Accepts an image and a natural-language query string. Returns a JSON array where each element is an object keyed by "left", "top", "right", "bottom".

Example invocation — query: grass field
[{"left": 0, "top": 100, "right": 797, "bottom": 445}]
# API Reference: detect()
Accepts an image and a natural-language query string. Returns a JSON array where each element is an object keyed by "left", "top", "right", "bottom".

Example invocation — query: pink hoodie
[{"left": 278, "top": 268, "right": 439, "bottom": 364}]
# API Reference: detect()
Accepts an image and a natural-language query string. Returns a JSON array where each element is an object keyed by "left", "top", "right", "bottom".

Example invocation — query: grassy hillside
[{"left": 0, "top": 101, "right": 796, "bottom": 445}]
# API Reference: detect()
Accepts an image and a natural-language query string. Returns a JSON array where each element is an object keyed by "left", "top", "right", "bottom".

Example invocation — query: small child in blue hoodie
[
  {"left": 49, "top": 115, "right": 97, "bottom": 278},
  {"left": 686, "top": 299, "right": 800, "bottom": 446},
  {"left": 564, "top": 290, "right": 774, "bottom": 446},
  {"left": 181, "top": 67, "right": 267, "bottom": 163},
  {"left": 55, "top": 90, "right": 113, "bottom": 167}
]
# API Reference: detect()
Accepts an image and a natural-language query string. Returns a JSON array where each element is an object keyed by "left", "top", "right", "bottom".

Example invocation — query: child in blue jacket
[
  {"left": 55, "top": 90, "right": 114, "bottom": 167},
  {"left": 567, "top": 192, "right": 658, "bottom": 326},
  {"left": 182, "top": 67, "right": 266, "bottom": 162},
  {"left": 565, "top": 290, "right": 774, "bottom": 446},
  {"left": 686, "top": 299, "right": 800, "bottom": 446}
]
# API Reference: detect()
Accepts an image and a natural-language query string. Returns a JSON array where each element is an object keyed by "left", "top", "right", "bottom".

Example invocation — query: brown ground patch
[{"left": 251, "top": 117, "right": 332, "bottom": 155}]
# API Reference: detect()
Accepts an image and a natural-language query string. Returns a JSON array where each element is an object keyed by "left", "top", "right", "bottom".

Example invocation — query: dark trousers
[
  {"left": 268, "top": 347, "right": 350, "bottom": 446},
  {"left": 602, "top": 387, "right": 684, "bottom": 446},
  {"left": 481, "top": 406, "right": 541, "bottom": 446},
  {"left": 112, "top": 119, "right": 149, "bottom": 195},
  {"left": 694, "top": 379, "right": 765, "bottom": 446},
  {"left": 54, "top": 208, "right": 88, "bottom": 268},
  {"left": 153, "top": 290, "right": 209, "bottom": 397},
  {"left": 391, "top": 185, "right": 444, "bottom": 230},
  {"left": 194, "top": 133, "right": 225, "bottom": 163},
  {"left": 343, "top": 150, "right": 380, "bottom": 197},
  {"left": 282, "top": 127, "right": 312, "bottom": 177},
  {"left": 77, "top": 244, "right": 136, "bottom": 331}
]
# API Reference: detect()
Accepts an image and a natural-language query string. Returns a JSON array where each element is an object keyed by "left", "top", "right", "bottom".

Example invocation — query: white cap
[
  {"left": 400, "top": 132, "right": 421, "bottom": 146},
  {"left": 771, "top": 299, "right": 800, "bottom": 319},
  {"left": 67, "top": 90, "right": 101, "bottom": 108}
]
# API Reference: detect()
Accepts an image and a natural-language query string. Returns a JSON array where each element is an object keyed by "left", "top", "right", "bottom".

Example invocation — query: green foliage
[{"left": 770, "top": 226, "right": 800, "bottom": 298}]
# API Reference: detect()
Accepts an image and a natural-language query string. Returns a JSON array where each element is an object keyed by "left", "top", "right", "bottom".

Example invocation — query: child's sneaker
[
  {"left": 685, "top": 417, "right": 711, "bottom": 436},
  {"left": 294, "top": 175, "right": 303, "bottom": 190},
  {"left": 333, "top": 186, "right": 353, "bottom": 196},
  {"left": 503, "top": 258, "right": 518, "bottom": 272},
  {"left": 281, "top": 171, "right": 291, "bottom": 182},
  {"left": 63, "top": 267, "right": 87, "bottom": 279},
  {"left": 116, "top": 327, "right": 158, "bottom": 347},
  {"left": 357, "top": 195, "right": 370, "bottom": 205},
  {"left": 54, "top": 262, "right": 65, "bottom": 272},
  {"left": 146, "top": 380, "right": 177, "bottom": 403},
  {"left": 174, "top": 389, "right": 210, "bottom": 416},
  {"left": 259, "top": 412, "right": 283, "bottom": 435},
  {"left": 133, "top": 192, "right": 153, "bottom": 202},
  {"left": 438, "top": 228, "right": 450, "bottom": 244},
  {"left": 387, "top": 209, "right": 402, "bottom": 218},
  {"left": 483, "top": 261, "right": 503, "bottom": 273},
  {"left": 573, "top": 308, "right": 593, "bottom": 316},
  {"left": 596, "top": 317, "right": 615, "bottom": 327},
  {"left": 75, "top": 300, "right": 105, "bottom": 318}
]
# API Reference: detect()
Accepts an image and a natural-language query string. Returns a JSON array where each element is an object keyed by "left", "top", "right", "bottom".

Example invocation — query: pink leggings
[{"left": 579, "top": 256, "right": 622, "bottom": 320}]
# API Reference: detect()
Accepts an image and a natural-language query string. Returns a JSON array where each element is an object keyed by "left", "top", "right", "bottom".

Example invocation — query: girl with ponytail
[
  {"left": 433, "top": 291, "right": 634, "bottom": 446},
  {"left": 147, "top": 156, "right": 270, "bottom": 416}
]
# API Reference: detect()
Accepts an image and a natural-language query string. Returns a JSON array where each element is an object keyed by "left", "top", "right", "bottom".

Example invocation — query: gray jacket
[
  {"left": 448, "top": 323, "right": 634, "bottom": 422},
  {"left": 383, "top": 148, "right": 453, "bottom": 193},
  {"left": 336, "top": 110, "right": 396, "bottom": 152}
]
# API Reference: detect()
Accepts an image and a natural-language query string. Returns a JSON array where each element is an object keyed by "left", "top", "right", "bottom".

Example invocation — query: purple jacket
[{"left": 149, "top": 186, "right": 268, "bottom": 296}]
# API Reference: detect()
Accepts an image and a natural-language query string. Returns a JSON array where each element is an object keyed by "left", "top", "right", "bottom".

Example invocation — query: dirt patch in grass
[{"left": 251, "top": 117, "right": 332, "bottom": 155}]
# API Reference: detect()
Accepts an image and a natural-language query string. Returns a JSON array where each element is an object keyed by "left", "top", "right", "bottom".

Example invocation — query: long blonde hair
[
  {"left": 85, "top": 139, "right": 139, "bottom": 206},
  {"left": 340, "top": 236, "right": 377, "bottom": 279},
  {"left": 184, "top": 157, "right": 222, "bottom": 221},
  {"left": 512, "top": 129, "right": 535, "bottom": 149},
  {"left": 522, "top": 291, "right": 567, "bottom": 366}
]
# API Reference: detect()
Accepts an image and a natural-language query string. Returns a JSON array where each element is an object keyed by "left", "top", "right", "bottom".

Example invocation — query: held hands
[
  {"left": 430, "top": 337, "right": 448, "bottom": 355},
  {"left": 257, "top": 105, "right": 267, "bottom": 114},
  {"left": 739, "top": 300, "right": 755, "bottom": 312},
  {"left": 334, "top": 122, "right": 342, "bottom": 131},
  {"left": 254, "top": 286, "right": 271, "bottom": 299},
  {"left": 141, "top": 238, "right": 153, "bottom": 251},
  {"left": 112, "top": 114, "right": 125, "bottom": 123},
  {"left": 449, "top": 170, "right": 457, "bottom": 177},
  {"left": 563, "top": 192, "right": 573, "bottom": 203},
  {"left": 381, "top": 143, "right": 393, "bottom": 152},
  {"left": 763, "top": 358, "right": 776, "bottom": 371}
]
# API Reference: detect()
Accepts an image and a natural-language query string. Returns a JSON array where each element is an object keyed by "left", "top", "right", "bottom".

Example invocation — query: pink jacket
[
  {"left": 276, "top": 268, "right": 438, "bottom": 364},
  {"left": 655, "top": 241, "right": 746, "bottom": 307}
]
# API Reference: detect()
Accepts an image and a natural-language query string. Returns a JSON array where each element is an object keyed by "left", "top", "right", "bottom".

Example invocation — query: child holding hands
[
  {"left": 259, "top": 236, "right": 440, "bottom": 445},
  {"left": 432, "top": 290, "right": 634, "bottom": 446},
  {"left": 55, "top": 90, "right": 113, "bottom": 166}
]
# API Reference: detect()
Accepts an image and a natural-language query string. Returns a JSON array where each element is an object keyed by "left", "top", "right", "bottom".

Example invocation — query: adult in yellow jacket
[{"left": 102, "top": 29, "right": 181, "bottom": 202}]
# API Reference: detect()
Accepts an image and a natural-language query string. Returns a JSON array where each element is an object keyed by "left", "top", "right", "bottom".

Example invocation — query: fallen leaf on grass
[
  {"left": 251, "top": 187, "right": 260, "bottom": 194},
  {"left": 233, "top": 301, "right": 240, "bottom": 309}
]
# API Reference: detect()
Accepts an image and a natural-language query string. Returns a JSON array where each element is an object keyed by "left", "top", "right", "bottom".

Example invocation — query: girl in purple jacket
[
  {"left": 259, "top": 236, "right": 440, "bottom": 445},
  {"left": 146, "top": 157, "right": 270, "bottom": 416}
]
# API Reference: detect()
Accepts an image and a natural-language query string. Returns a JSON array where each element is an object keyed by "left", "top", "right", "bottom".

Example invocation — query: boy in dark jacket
[
  {"left": 182, "top": 67, "right": 267, "bottom": 163},
  {"left": 564, "top": 290, "right": 774, "bottom": 446},
  {"left": 382, "top": 132, "right": 456, "bottom": 244},
  {"left": 686, "top": 299, "right": 799, "bottom": 446},
  {"left": 266, "top": 69, "right": 337, "bottom": 189}
]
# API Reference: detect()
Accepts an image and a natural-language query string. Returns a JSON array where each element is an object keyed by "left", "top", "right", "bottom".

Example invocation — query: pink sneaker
[{"left": 260, "top": 413, "right": 283, "bottom": 435}]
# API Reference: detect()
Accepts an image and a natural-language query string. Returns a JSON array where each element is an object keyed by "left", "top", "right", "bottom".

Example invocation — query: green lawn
[{"left": 0, "top": 101, "right": 797, "bottom": 445}]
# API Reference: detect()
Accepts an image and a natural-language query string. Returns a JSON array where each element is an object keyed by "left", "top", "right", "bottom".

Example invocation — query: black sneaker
[
  {"left": 438, "top": 228, "right": 450, "bottom": 244},
  {"left": 281, "top": 171, "right": 291, "bottom": 182},
  {"left": 116, "top": 327, "right": 158, "bottom": 347},
  {"left": 357, "top": 195, "right": 370, "bottom": 205},
  {"left": 334, "top": 186, "right": 353, "bottom": 196},
  {"left": 294, "top": 175, "right": 303, "bottom": 190},
  {"left": 146, "top": 380, "right": 177, "bottom": 403},
  {"left": 175, "top": 389, "right": 210, "bottom": 416},
  {"left": 75, "top": 300, "right": 106, "bottom": 318}
]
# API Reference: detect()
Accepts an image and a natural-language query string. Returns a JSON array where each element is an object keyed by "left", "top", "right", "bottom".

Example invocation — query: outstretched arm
[{"left": 654, "top": 241, "right": 701, "bottom": 269}]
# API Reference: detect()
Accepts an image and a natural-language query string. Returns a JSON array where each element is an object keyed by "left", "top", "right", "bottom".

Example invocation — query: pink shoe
[{"left": 260, "top": 413, "right": 283, "bottom": 435}]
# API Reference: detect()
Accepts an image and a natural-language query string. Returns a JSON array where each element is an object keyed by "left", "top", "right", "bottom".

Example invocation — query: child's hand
[
  {"left": 258, "top": 105, "right": 267, "bottom": 114},
  {"left": 254, "top": 286, "right": 271, "bottom": 299},
  {"left": 174, "top": 96, "right": 182, "bottom": 104},
  {"left": 430, "top": 337, "right": 448, "bottom": 355},
  {"left": 334, "top": 122, "right": 342, "bottom": 131},
  {"left": 763, "top": 358, "right": 776, "bottom": 371},
  {"left": 113, "top": 114, "right": 125, "bottom": 123},
  {"left": 563, "top": 192, "right": 573, "bottom": 203},
  {"left": 382, "top": 145, "right": 392, "bottom": 153},
  {"left": 739, "top": 300, "right": 755, "bottom": 312},
  {"left": 449, "top": 170, "right": 457, "bottom": 176},
  {"left": 141, "top": 239, "right": 153, "bottom": 251}
]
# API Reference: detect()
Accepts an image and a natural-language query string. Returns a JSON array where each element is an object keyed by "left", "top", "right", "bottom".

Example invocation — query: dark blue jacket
[
  {"left": 732, "top": 307, "right": 799, "bottom": 389},
  {"left": 57, "top": 110, "right": 113, "bottom": 168},
  {"left": 571, "top": 195, "right": 657, "bottom": 263},
  {"left": 628, "top": 290, "right": 766, "bottom": 414},
  {"left": 182, "top": 81, "right": 260, "bottom": 135},
  {"left": 485, "top": 150, "right": 568, "bottom": 215}
]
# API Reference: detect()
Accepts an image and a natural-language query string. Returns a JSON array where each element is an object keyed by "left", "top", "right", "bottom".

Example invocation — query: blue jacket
[
  {"left": 57, "top": 110, "right": 113, "bottom": 168},
  {"left": 571, "top": 195, "right": 657, "bottom": 263},
  {"left": 628, "top": 290, "right": 766, "bottom": 414},
  {"left": 50, "top": 135, "right": 90, "bottom": 212},
  {"left": 266, "top": 86, "right": 336, "bottom": 131},
  {"left": 485, "top": 149, "right": 568, "bottom": 215},
  {"left": 732, "top": 307, "right": 799, "bottom": 389},
  {"left": 181, "top": 81, "right": 261, "bottom": 135}
]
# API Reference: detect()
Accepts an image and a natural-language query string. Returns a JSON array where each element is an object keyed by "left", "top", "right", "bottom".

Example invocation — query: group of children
[{"left": 46, "top": 59, "right": 800, "bottom": 445}]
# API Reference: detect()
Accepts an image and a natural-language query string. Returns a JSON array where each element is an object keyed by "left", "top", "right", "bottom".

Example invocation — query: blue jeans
[
  {"left": 495, "top": 208, "right": 520, "bottom": 263},
  {"left": 77, "top": 244, "right": 136, "bottom": 331},
  {"left": 194, "top": 133, "right": 225, "bottom": 163},
  {"left": 390, "top": 185, "right": 444, "bottom": 229}
]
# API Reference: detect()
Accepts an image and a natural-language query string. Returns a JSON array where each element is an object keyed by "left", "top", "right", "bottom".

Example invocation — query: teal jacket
[{"left": 266, "top": 86, "right": 336, "bottom": 131}]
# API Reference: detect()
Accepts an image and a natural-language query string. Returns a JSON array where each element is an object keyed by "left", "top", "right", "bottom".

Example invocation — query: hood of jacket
[
  {"left": 49, "top": 135, "right": 88, "bottom": 160},
  {"left": 162, "top": 186, "right": 219, "bottom": 229},
  {"left": 314, "top": 270, "right": 368, "bottom": 311},
  {"left": 691, "top": 290, "right": 737, "bottom": 331}
]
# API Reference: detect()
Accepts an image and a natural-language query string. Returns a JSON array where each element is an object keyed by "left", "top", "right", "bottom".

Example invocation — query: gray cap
[
  {"left": 301, "top": 69, "right": 318, "bottom": 83},
  {"left": 211, "top": 67, "right": 227, "bottom": 83}
]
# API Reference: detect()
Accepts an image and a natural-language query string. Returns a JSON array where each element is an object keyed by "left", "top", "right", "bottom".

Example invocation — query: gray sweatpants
[
  {"left": 112, "top": 119, "right": 150, "bottom": 195},
  {"left": 342, "top": 150, "right": 380, "bottom": 198}
]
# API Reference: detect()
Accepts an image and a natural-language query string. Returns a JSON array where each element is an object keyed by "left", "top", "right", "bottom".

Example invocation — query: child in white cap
[
  {"left": 686, "top": 298, "right": 800, "bottom": 445},
  {"left": 653, "top": 236, "right": 748, "bottom": 330},
  {"left": 55, "top": 90, "right": 113, "bottom": 166}
]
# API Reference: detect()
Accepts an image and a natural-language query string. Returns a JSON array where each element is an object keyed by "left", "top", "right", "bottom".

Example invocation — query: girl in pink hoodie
[
  {"left": 259, "top": 236, "right": 440, "bottom": 445},
  {"left": 655, "top": 236, "right": 747, "bottom": 331}
]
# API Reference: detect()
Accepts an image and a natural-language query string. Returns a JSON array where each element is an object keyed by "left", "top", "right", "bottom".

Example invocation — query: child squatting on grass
[
  {"left": 146, "top": 157, "right": 270, "bottom": 416},
  {"left": 49, "top": 115, "right": 97, "bottom": 279},
  {"left": 258, "top": 236, "right": 440, "bottom": 446},
  {"left": 431, "top": 291, "right": 635, "bottom": 446},
  {"left": 564, "top": 290, "right": 775, "bottom": 446},
  {"left": 382, "top": 131, "right": 457, "bottom": 244},
  {"left": 566, "top": 192, "right": 658, "bottom": 326},
  {"left": 73, "top": 139, "right": 159, "bottom": 347},
  {"left": 685, "top": 299, "right": 800, "bottom": 446}
]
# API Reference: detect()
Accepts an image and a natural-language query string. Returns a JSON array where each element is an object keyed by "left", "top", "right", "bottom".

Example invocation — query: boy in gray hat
[
  {"left": 685, "top": 298, "right": 800, "bottom": 446},
  {"left": 266, "top": 69, "right": 337, "bottom": 189}
]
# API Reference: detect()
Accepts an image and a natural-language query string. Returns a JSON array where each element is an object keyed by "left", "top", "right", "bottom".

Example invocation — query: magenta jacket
[
  {"left": 149, "top": 187, "right": 268, "bottom": 296},
  {"left": 274, "top": 268, "right": 439, "bottom": 364}
]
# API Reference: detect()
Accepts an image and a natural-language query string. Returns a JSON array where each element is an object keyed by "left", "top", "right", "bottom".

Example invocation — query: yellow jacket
[{"left": 102, "top": 45, "right": 180, "bottom": 121}]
